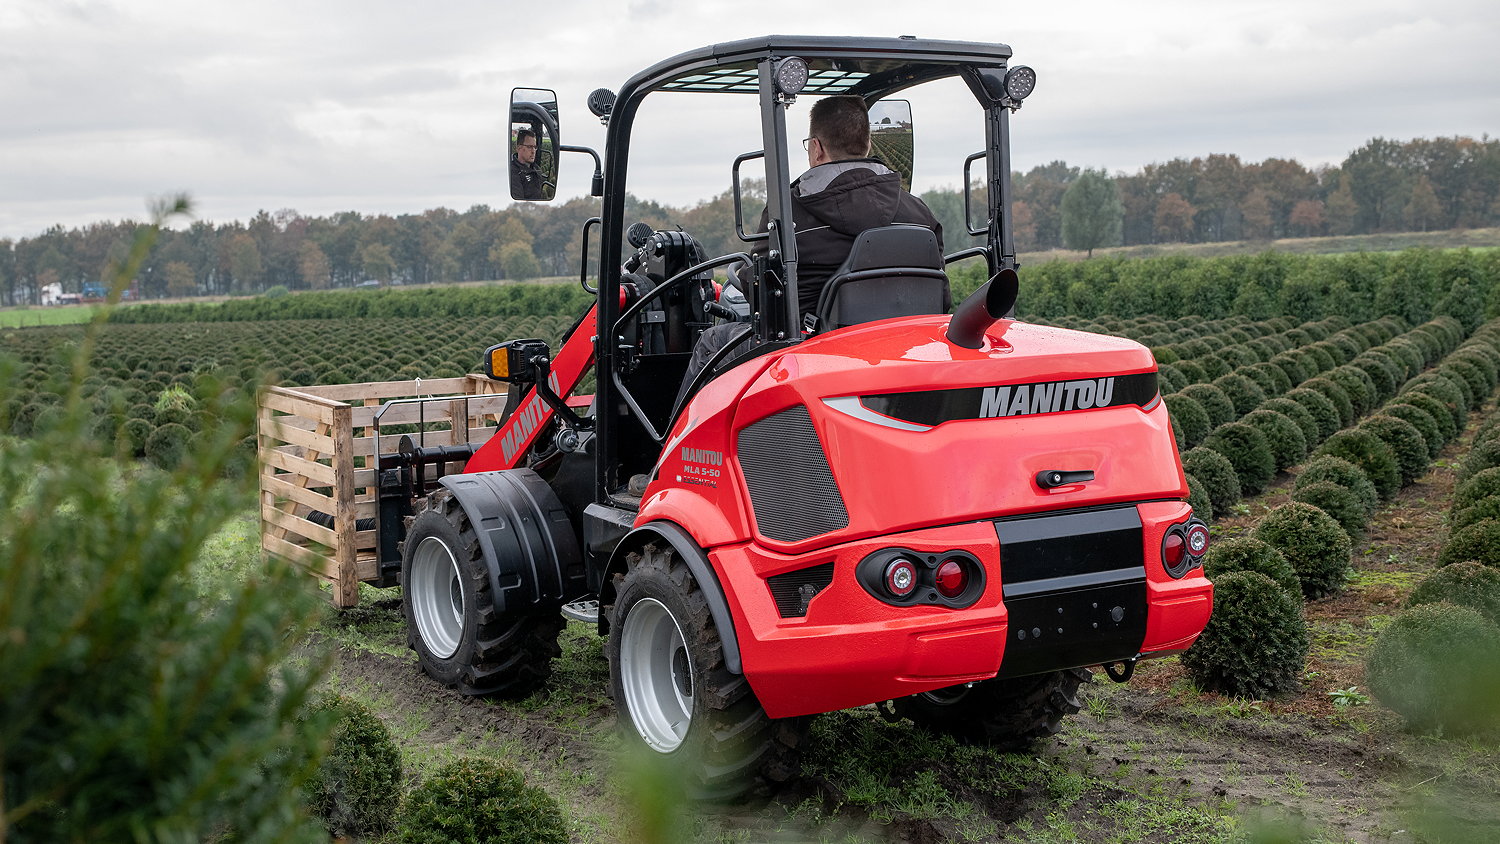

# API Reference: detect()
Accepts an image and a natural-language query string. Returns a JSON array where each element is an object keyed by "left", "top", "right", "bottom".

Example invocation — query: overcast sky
[{"left": 1, "top": 0, "right": 1495, "bottom": 239}]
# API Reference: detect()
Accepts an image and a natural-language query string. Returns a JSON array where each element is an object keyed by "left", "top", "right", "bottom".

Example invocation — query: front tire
[
  {"left": 401, "top": 489, "right": 564, "bottom": 696},
  {"left": 892, "top": 668, "right": 1091, "bottom": 749},
  {"left": 607, "top": 543, "right": 805, "bottom": 800}
]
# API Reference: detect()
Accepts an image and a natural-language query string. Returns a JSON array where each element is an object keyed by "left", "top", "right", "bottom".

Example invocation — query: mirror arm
[
  {"left": 943, "top": 246, "right": 990, "bottom": 266},
  {"left": 560, "top": 145, "right": 604, "bottom": 196}
]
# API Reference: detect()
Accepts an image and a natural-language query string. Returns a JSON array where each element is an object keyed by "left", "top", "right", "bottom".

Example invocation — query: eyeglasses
[{"left": 802, "top": 137, "right": 819, "bottom": 152}]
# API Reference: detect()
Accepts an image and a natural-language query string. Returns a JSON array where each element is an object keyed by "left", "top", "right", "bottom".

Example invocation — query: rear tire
[
  {"left": 892, "top": 667, "right": 1091, "bottom": 749},
  {"left": 607, "top": 543, "right": 805, "bottom": 800},
  {"left": 401, "top": 489, "right": 564, "bottom": 696}
]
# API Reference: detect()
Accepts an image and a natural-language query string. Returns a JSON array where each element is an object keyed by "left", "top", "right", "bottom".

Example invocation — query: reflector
[{"left": 934, "top": 560, "right": 967, "bottom": 598}]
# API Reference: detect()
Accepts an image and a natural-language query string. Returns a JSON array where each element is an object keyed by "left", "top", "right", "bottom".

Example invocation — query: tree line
[{"left": 1, "top": 135, "right": 1495, "bottom": 306}]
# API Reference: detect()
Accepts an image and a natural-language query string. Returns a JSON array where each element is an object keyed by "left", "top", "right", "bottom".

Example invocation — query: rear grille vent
[
  {"left": 767, "top": 563, "right": 836, "bottom": 618},
  {"left": 737, "top": 405, "right": 850, "bottom": 542}
]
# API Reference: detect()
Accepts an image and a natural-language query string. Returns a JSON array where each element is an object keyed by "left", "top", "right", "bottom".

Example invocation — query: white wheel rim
[
  {"left": 410, "top": 536, "right": 464, "bottom": 659},
  {"left": 620, "top": 597, "right": 694, "bottom": 752}
]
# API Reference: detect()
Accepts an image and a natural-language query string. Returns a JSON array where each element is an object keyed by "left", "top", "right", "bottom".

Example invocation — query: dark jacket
[
  {"left": 511, "top": 157, "right": 546, "bottom": 200},
  {"left": 752, "top": 159, "right": 945, "bottom": 316}
]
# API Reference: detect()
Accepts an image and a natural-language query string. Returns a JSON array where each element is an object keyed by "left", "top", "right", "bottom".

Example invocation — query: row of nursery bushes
[
  {"left": 0, "top": 314, "right": 576, "bottom": 468},
  {"left": 975, "top": 247, "right": 1500, "bottom": 324},
  {"left": 1366, "top": 373, "right": 1500, "bottom": 734},
  {"left": 106, "top": 246, "right": 1500, "bottom": 326},
  {"left": 108, "top": 281, "right": 594, "bottom": 324},
  {"left": 1175, "top": 319, "right": 1500, "bottom": 710}
]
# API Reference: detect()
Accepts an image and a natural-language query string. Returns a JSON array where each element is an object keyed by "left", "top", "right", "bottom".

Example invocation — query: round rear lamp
[
  {"left": 884, "top": 558, "right": 918, "bottom": 598},
  {"left": 1186, "top": 523, "right": 1210, "bottom": 557},
  {"left": 934, "top": 560, "right": 968, "bottom": 599}
]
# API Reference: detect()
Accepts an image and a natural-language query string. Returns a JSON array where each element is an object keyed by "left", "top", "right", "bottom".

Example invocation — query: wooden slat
[
  {"left": 263, "top": 419, "right": 336, "bottom": 453},
  {"left": 349, "top": 426, "right": 498, "bottom": 458},
  {"left": 353, "top": 528, "right": 376, "bottom": 549},
  {"left": 297, "top": 377, "right": 476, "bottom": 402},
  {"left": 261, "top": 503, "right": 337, "bottom": 547},
  {"left": 259, "top": 388, "right": 337, "bottom": 425},
  {"left": 355, "top": 554, "right": 380, "bottom": 582},
  {"left": 263, "top": 533, "right": 337, "bottom": 579},
  {"left": 262, "top": 447, "right": 337, "bottom": 486},
  {"left": 261, "top": 473, "right": 337, "bottom": 515}
]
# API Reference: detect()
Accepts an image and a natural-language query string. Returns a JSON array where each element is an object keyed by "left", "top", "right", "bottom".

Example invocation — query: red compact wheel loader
[{"left": 331, "top": 36, "right": 1212, "bottom": 798}]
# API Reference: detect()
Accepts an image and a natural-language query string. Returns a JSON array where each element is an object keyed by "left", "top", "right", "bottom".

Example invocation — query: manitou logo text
[
  {"left": 500, "top": 373, "right": 563, "bottom": 463},
  {"left": 680, "top": 447, "right": 722, "bottom": 466},
  {"left": 979, "top": 378, "right": 1117, "bottom": 418}
]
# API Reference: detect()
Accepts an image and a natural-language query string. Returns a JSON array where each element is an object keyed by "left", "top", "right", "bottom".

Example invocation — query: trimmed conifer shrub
[
  {"left": 1181, "top": 447, "right": 1242, "bottom": 516},
  {"left": 1457, "top": 438, "right": 1500, "bottom": 484},
  {"left": 1179, "top": 383, "right": 1237, "bottom": 428},
  {"left": 1397, "top": 390, "right": 1459, "bottom": 444},
  {"left": 1260, "top": 397, "right": 1323, "bottom": 449},
  {"left": 1164, "top": 394, "right": 1212, "bottom": 449},
  {"left": 1157, "top": 363, "right": 1188, "bottom": 394},
  {"left": 1174, "top": 358, "right": 1208, "bottom": 384},
  {"left": 1437, "top": 361, "right": 1483, "bottom": 409},
  {"left": 396, "top": 757, "right": 569, "bottom": 844},
  {"left": 1403, "top": 373, "right": 1468, "bottom": 429},
  {"left": 1284, "top": 388, "right": 1342, "bottom": 441},
  {"left": 1453, "top": 497, "right": 1500, "bottom": 533},
  {"left": 1203, "top": 422, "right": 1276, "bottom": 497},
  {"left": 1302, "top": 344, "right": 1338, "bottom": 374},
  {"left": 1315, "top": 428, "right": 1401, "bottom": 501},
  {"left": 303, "top": 693, "right": 404, "bottom": 838},
  {"left": 1437, "top": 519, "right": 1500, "bottom": 569},
  {"left": 1449, "top": 348, "right": 1499, "bottom": 392},
  {"left": 1197, "top": 352, "right": 1231, "bottom": 380},
  {"left": 144, "top": 421, "right": 195, "bottom": 471},
  {"left": 1327, "top": 365, "right": 1377, "bottom": 417},
  {"left": 1184, "top": 471, "right": 1213, "bottom": 521},
  {"left": 1181, "top": 571, "right": 1308, "bottom": 699},
  {"left": 1453, "top": 467, "right": 1500, "bottom": 514},
  {"left": 1291, "top": 480, "right": 1367, "bottom": 539},
  {"left": 1359, "top": 415, "right": 1429, "bottom": 487},
  {"left": 1350, "top": 354, "right": 1400, "bottom": 403},
  {"left": 1301, "top": 377, "right": 1355, "bottom": 427},
  {"left": 1379, "top": 402, "right": 1443, "bottom": 459},
  {"left": 1241, "top": 409, "right": 1308, "bottom": 472},
  {"left": 1252, "top": 502, "right": 1352, "bottom": 599},
  {"left": 1212, "top": 373, "right": 1267, "bottom": 418},
  {"left": 1201, "top": 536, "right": 1301, "bottom": 598},
  {"left": 1406, "top": 562, "right": 1500, "bottom": 626},
  {"left": 1268, "top": 351, "right": 1311, "bottom": 387},
  {"left": 1366, "top": 603, "right": 1500, "bottom": 734}
]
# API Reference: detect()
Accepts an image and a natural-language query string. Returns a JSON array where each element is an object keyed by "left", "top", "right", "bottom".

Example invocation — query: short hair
[
  {"left": 516, "top": 128, "right": 537, "bottom": 145},
  {"left": 808, "top": 96, "right": 870, "bottom": 160}
]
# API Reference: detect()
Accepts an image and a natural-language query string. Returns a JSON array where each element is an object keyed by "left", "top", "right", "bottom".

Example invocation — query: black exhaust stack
[{"left": 945, "top": 267, "right": 1018, "bottom": 349}]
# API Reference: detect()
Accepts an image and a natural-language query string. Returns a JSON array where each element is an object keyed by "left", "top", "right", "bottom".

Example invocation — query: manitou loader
[{"left": 280, "top": 35, "right": 1213, "bottom": 797}]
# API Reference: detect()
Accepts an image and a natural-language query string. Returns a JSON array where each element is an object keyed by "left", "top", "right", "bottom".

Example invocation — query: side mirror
[
  {"left": 510, "top": 88, "right": 559, "bottom": 201},
  {"left": 868, "top": 100, "right": 914, "bottom": 192}
]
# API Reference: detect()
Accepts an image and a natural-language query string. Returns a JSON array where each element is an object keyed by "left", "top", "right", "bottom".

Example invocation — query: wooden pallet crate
[{"left": 257, "top": 375, "right": 509, "bottom": 607}]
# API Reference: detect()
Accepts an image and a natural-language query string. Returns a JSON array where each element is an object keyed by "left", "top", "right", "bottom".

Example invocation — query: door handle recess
[{"left": 1036, "top": 469, "right": 1094, "bottom": 489}]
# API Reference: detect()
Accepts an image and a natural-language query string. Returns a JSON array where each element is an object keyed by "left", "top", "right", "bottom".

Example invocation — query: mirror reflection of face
[{"left": 517, "top": 134, "right": 539, "bottom": 164}]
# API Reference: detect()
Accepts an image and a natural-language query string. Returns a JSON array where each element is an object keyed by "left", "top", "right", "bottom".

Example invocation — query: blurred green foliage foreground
[{"left": 0, "top": 199, "right": 335, "bottom": 843}]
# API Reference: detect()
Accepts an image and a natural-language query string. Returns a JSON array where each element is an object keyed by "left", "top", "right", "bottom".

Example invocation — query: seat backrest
[{"left": 815, "top": 225, "right": 948, "bottom": 330}]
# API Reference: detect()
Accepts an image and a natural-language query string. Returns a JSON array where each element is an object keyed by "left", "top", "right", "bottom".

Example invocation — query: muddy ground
[{"left": 320, "top": 405, "right": 1500, "bottom": 844}]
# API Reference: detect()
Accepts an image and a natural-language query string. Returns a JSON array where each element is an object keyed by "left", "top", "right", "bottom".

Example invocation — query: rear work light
[{"left": 1161, "top": 518, "right": 1210, "bottom": 579}]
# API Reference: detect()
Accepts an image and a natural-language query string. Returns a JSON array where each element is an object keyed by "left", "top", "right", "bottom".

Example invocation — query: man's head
[
  {"left": 515, "top": 128, "right": 538, "bottom": 164},
  {"left": 805, "top": 96, "right": 870, "bottom": 167}
]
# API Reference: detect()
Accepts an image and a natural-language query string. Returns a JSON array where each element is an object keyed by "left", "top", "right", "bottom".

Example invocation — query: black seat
[{"left": 814, "top": 225, "right": 949, "bottom": 331}]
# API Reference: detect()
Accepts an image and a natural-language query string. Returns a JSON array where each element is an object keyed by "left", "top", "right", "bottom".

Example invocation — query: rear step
[{"left": 561, "top": 599, "right": 600, "bottom": 623}]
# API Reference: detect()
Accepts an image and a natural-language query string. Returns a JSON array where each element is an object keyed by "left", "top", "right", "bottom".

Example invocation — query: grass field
[{"left": 0, "top": 305, "right": 101, "bottom": 327}]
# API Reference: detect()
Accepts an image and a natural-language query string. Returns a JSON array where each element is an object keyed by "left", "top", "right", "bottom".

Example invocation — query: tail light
[
  {"left": 858, "top": 548, "right": 984, "bottom": 608},
  {"left": 884, "top": 558, "right": 918, "bottom": 598},
  {"left": 934, "top": 559, "right": 968, "bottom": 598},
  {"left": 1161, "top": 518, "right": 1209, "bottom": 579}
]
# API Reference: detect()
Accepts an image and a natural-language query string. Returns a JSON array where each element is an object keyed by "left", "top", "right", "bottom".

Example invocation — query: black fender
[
  {"left": 601, "top": 520, "right": 743, "bottom": 675},
  {"left": 436, "top": 469, "right": 585, "bottom": 615}
]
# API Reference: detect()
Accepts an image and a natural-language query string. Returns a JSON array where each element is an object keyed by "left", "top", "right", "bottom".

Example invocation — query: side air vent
[
  {"left": 737, "top": 405, "right": 850, "bottom": 542},
  {"left": 766, "top": 562, "right": 836, "bottom": 618}
]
